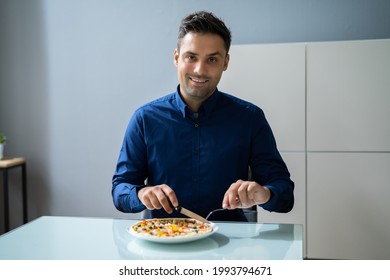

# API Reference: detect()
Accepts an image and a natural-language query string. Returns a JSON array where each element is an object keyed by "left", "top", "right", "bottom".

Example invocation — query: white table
[{"left": 0, "top": 216, "right": 303, "bottom": 260}]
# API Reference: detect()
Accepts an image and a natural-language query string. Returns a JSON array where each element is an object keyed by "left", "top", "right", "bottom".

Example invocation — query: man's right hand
[{"left": 137, "top": 184, "right": 179, "bottom": 214}]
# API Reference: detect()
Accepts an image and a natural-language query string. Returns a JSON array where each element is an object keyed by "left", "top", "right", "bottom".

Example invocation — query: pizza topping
[{"left": 132, "top": 218, "right": 212, "bottom": 238}]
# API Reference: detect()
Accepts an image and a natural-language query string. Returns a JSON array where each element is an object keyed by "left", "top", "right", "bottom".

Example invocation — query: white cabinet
[
  {"left": 307, "top": 153, "right": 390, "bottom": 259},
  {"left": 219, "top": 43, "right": 306, "bottom": 226},
  {"left": 219, "top": 39, "right": 390, "bottom": 259},
  {"left": 306, "top": 39, "right": 390, "bottom": 259},
  {"left": 219, "top": 44, "right": 306, "bottom": 242}
]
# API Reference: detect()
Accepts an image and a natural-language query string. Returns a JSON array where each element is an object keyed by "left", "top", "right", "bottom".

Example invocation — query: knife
[{"left": 175, "top": 206, "right": 209, "bottom": 223}]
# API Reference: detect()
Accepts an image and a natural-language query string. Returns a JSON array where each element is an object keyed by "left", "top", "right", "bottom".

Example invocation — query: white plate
[{"left": 128, "top": 218, "right": 218, "bottom": 244}]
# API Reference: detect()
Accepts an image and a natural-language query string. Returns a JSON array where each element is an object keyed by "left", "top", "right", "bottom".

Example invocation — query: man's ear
[
  {"left": 173, "top": 48, "right": 179, "bottom": 66},
  {"left": 223, "top": 53, "right": 230, "bottom": 71}
]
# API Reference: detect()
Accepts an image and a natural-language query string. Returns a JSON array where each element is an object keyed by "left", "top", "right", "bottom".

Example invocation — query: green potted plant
[{"left": 0, "top": 132, "right": 6, "bottom": 159}]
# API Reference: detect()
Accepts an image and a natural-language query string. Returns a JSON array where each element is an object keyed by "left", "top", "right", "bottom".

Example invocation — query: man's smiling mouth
[{"left": 189, "top": 76, "right": 209, "bottom": 83}]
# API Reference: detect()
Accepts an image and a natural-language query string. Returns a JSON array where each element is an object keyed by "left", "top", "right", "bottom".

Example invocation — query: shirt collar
[{"left": 174, "top": 85, "right": 221, "bottom": 118}]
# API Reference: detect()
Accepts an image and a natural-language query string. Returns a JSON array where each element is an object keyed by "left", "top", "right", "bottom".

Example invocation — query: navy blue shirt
[{"left": 112, "top": 87, "right": 294, "bottom": 221}]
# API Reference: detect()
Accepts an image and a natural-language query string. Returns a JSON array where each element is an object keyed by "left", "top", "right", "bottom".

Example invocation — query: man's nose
[{"left": 193, "top": 60, "right": 207, "bottom": 75}]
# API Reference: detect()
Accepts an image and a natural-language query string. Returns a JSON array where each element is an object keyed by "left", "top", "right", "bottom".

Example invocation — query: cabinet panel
[
  {"left": 307, "top": 39, "right": 390, "bottom": 151},
  {"left": 219, "top": 43, "right": 306, "bottom": 151},
  {"left": 307, "top": 153, "right": 390, "bottom": 259}
]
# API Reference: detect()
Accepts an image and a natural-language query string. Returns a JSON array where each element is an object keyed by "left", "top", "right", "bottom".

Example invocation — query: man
[{"left": 112, "top": 11, "right": 294, "bottom": 221}]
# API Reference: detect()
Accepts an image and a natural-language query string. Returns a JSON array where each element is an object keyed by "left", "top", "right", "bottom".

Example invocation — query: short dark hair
[{"left": 177, "top": 11, "right": 232, "bottom": 54}]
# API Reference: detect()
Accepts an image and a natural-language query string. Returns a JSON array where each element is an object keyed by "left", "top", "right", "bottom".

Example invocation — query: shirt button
[{"left": 194, "top": 124, "right": 199, "bottom": 128}]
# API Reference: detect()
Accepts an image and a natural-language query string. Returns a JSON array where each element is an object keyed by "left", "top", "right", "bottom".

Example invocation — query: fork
[
  {"left": 206, "top": 197, "right": 241, "bottom": 219},
  {"left": 205, "top": 208, "right": 226, "bottom": 220}
]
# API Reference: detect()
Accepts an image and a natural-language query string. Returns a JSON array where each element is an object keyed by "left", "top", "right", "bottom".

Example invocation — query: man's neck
[{"left": 178, "top": 93, "right": 203, "bottom": 113}]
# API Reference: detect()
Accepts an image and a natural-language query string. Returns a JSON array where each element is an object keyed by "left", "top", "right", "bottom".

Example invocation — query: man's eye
[
  {"left": 186, "top": 55, "right": 195, "bottom": 61},
  {"left": 209, "top": 57, "right": 217, "bottom": 63}
]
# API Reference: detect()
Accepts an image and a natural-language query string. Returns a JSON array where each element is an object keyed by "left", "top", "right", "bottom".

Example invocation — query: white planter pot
[{"left": 0, "top": 143, "right": 4, "bottom": 159}]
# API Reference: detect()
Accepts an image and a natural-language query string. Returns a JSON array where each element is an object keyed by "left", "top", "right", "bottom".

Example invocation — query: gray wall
[{"left": 1, "top": 0, "right": 389, "bottom": 232}]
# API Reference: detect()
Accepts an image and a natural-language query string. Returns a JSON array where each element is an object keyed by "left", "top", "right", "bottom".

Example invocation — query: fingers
[
  {"left": 222, "top": 180, "right": 243, "bottom": 209},
  {"left": 223, "top": 180, "right": 269, "bottom": 209},
  {"left": 223, "top": 180, "right": 247, "bottom": 209},
  {"left": 138, "top": 184, "right": 178, "bottom": 214}
]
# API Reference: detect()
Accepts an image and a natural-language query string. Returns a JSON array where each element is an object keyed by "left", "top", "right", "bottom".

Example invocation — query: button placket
[{"left": 192, "top": 117, "right": 200, "bottom": 187}]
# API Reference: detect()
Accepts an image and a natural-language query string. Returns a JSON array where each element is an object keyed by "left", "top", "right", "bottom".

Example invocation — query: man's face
[{"left": 174, "top": 32, "right": 229, "bottom": 107}]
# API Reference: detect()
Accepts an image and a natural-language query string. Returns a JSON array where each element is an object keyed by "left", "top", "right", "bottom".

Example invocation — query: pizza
[{"left": 131, "top": 218, "right": 213, "bottom": 238}]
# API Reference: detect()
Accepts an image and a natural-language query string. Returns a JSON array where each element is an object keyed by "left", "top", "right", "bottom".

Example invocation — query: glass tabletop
[{"left": 0, "top": 216, "right": 303, "bottom": 260}]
